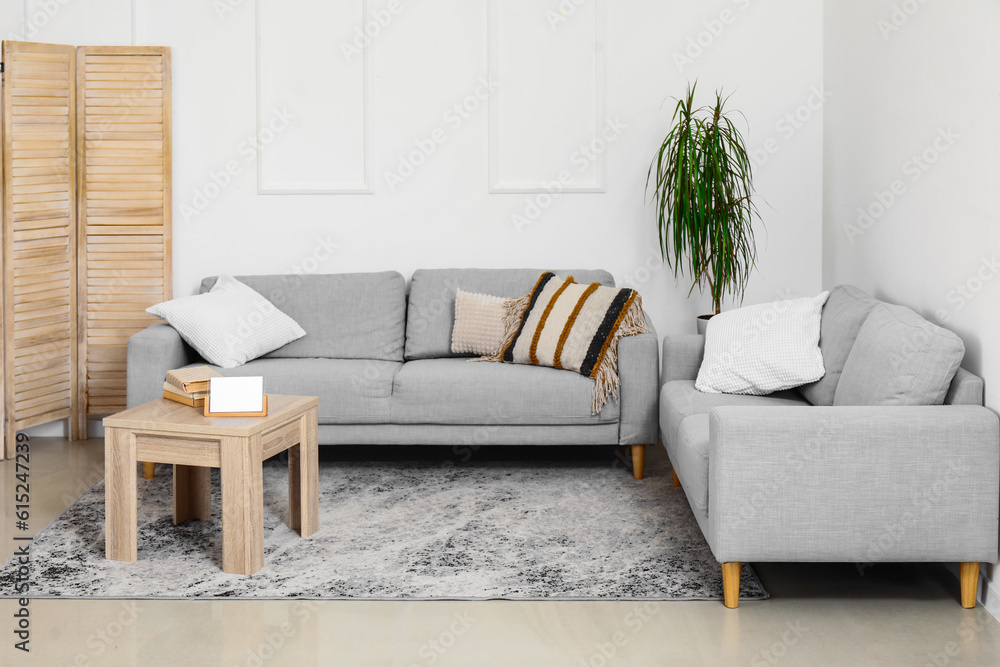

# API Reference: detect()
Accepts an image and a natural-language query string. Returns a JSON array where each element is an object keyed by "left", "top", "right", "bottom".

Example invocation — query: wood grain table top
[{"left": 103, "top": 395, "right": 319, "bottom": 437}]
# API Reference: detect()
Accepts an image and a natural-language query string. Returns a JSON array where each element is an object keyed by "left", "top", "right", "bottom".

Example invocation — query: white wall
[
  {"left": 824, "top": 0, "right": 1000, "bottom": 615},
  {"left": 7, "top": 0, "right": 824, "bottom": 342}
]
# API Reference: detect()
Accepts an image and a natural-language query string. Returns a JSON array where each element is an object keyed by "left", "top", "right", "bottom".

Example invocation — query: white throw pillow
[
  {"left": 451, "top": 288, "right": 508, "bottom": 356},
  {"left": 146, "top": 275, "right": 306, "bottom": 368},
  {"left": 695, "top": 291, "right": 830, "bottom": 395}
]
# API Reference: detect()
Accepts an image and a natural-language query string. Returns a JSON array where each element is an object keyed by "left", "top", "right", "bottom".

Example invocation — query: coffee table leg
[
  {"left": 302, "top": 408, "right": 319, "bottom": 536},
  {"left": 288, "top": 408, "right": 318, "bottom": 537},
  {"left": 288, "top": 444, "right": 301, "bottom": 533},
  {"left": 221, "top": 434, "right": 264, "bottom": 575},
  {"left": 173, "top": 465, "right": 211, "bottom": 524},
  {"left": 105, "top": 427, "right": 137, "bottom": 561}
]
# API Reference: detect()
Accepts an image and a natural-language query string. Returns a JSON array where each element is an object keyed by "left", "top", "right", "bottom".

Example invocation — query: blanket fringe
[{"left": 591, "top": 293, "right": 651, "bottom": 414}]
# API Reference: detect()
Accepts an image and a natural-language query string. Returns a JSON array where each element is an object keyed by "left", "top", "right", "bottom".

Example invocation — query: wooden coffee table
[{"left": 103, "top": 394, "right": 319, "bottom": 575}]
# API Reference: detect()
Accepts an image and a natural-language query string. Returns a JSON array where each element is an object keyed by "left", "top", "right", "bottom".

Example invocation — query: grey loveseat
[
  {"left": 128, "top": 269, "right": 659, "bottom": 477},
  {"left": 660, "top": 285, "right": 1000, "bottom": 608}
]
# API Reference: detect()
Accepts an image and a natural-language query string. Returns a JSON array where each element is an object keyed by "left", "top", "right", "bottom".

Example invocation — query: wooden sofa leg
[
  {"left": 722, "top": 562, "right": 741, "bottom": 608},
  {"left": 143, "top": 462, "right": 156, "bottom": 480},
  {"left": 631, "top": 445, "right": 645, "bottom": 480},
  {"left": 960, "top": 562, "right": 979, "bottom": 608},
  {"left": 672, "top": 469, "right": 680, "bottom": 487}
]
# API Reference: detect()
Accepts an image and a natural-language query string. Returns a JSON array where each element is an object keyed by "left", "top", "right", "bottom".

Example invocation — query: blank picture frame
[{"left": 205, "top": 376, "right": 266, "bottom": 416}]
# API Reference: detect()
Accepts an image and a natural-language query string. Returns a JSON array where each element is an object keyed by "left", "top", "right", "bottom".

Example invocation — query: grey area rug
[{"left": 1, "top": 456, "right": 767, "bottom": 600}]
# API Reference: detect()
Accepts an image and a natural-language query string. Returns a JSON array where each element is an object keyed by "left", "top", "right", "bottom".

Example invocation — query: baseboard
[
  {"left": 946, "top": 562, "right": 1000, "bottom": 621},
  {"left": 22, "top": 418, "right": 105, "bottom": 439},
  {"left": 981, "top": 566, "right": 1000, "bottom": 620}
]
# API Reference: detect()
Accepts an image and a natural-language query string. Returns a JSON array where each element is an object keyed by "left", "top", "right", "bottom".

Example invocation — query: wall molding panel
[
  {"left": 255, "top": 0, "right": 373, "bottom": 195},
  {"left": 487, "top": 0, "right": 607, "bottom": 194}
]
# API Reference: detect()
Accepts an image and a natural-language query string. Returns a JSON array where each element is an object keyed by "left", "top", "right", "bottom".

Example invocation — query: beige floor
[{"left": 2, "top": 437, "right": 1000, "bottom": 666}]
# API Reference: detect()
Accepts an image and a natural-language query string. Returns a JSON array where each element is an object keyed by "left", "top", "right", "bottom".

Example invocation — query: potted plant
[{"left": 646, "top": 82, "right": 760, "bottom": 333}]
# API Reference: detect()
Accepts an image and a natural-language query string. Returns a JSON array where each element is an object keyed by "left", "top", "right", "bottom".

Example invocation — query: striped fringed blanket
[{"left": 481, "top": 272, "right": 650, "bottom": 414}]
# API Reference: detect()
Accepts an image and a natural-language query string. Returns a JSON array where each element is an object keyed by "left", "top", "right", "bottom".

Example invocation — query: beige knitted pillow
[{"left": 451, "top": 289, "right": 508, "bottom": 355}]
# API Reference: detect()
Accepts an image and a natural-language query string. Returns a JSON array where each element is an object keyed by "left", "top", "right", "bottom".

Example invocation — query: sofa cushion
[
  {"left": 404, "top": 268, "right": 614, "bottom": 360},
  {"left": 834, "top": 303, "right": 965, "bottom": 406},
  {"left": 214, "top": 357, "right": 401, "bottom": 424},
  {"left": 660, "top": 380, "right": 809, "bottom": 451},
  {"left": 201, "top": 272, "right": 406, "bottom": 362},
  {"left": 674, "top": 414, "right": 710, "bottom": 515},
  {"left": 799, "top": 284, "right": 879, "bottom": 406},
  {"left": 451, "top": 289, "right": 508, "bottom": 355},
  {"left": 148, "top": 275, "right": 305, "bottom": 368},
  {"left": 695, "top": 291, "right": 828, "bottom": 395},
  {"left": 391, "top": 358, "right": 618, "bottom": 425}
]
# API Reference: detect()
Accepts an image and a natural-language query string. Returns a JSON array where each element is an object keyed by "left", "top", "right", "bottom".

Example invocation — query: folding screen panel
[
  {"left": 0, "top": 42, "right": 171, "bottom": 457},
  {"left": 76, "top": 46, "right": 171, "bottom": 427},
  {"left": 1, "top": 41, "right": 79, "bottom": 456}
]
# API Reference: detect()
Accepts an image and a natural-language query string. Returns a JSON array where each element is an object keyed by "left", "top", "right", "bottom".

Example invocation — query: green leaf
[{"left": 646, "top": 81, "right": 759, "bottom": 313}]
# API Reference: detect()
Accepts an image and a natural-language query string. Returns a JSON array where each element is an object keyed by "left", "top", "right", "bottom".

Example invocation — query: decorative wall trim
[
  {"left": 487, "top": 0, "right": 607, "bottom": 194},
  {"left": 255, "top": 0, "right": 373, "bottom": 195}
]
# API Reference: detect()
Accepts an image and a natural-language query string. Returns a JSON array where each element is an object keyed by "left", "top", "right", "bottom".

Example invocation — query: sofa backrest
[
  {"left": 945, "top": 367, "right": 985, "bottom": 406},
  {"left": 800, "top": 283, "right": 970, "bottom": 407},
  {"left": 799, "top": 285, "right": 879, "bottom": 405},
  {"left": 201, "top": 272, "right": 406, "bottom": 361},
  {"left": 404, "top": 268, "right": 615, "bottom": 360}
]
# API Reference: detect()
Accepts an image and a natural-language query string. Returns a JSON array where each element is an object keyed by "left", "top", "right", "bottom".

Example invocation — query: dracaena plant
[{"left": 646, "top": 82, "right": 759, "bottom": 315}]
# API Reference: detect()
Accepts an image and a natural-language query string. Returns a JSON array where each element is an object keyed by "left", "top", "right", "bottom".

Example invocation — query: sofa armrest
[
  {"left": 660, "top": 334, "right": 704, "bottom": 386},
  {"left": 126, "top": 324, "right": 201, "bottom": 408},
  {"left": 617, "top": 313, "right": 658, "bottom": 445},
  {"left": 707, "top": 405, "right": 1000, "bottom": 564}
]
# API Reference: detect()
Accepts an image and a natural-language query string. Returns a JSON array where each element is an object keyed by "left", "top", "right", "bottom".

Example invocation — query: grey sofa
[
  {"left": 660, "top": 285, "right": 1000, "bottom": 608},
  {"left": 128, "top": 269, "right": 659, "bottom": 477}
]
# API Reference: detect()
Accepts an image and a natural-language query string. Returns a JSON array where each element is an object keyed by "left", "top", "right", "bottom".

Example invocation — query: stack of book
[{"left": 163, "top": 366, "right": 222, "bottom": 407}]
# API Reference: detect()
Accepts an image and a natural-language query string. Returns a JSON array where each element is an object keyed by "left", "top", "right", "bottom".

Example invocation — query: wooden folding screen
[
  {"left": 0, "top": 42, "right": 80, "bottom": 453},
  {"left": 76, "top": 46, "right": 171, "bottom": 431},
  {"left": 0, "top": 43, "right": 171, "bottom": 458}
]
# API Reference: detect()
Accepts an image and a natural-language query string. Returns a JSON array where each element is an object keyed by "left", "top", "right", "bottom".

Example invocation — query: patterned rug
[{"left": 0, "top": 455, "right": 767, "bottom": 600}]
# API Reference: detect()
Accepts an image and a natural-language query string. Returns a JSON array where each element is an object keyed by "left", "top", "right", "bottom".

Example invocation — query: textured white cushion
[
  {"left": 451, "top": 289, "right": 507, "bottom": 356},
  {"left": 696, "top": 291, "right": 830, "bottom": 395},
  {"left": 146, "top": 274, "right": 306, "bottom": 368}
]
